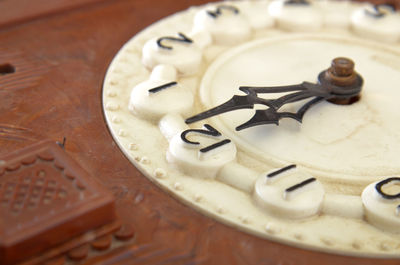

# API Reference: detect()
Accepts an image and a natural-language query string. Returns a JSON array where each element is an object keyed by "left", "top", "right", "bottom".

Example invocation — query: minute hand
[{"left": 185, "top": 57, "right": 363, "bottom": 131}]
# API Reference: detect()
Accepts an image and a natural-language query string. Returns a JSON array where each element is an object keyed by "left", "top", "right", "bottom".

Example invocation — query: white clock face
[
  {"left": 102, "top": 0, "right": 400, "bottom": 258},
  {"left": 200, "top": 34, "right": 400, "bottom": 182}
]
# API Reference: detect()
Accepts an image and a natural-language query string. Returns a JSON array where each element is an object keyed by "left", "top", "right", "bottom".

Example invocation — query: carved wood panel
[{"left": 0, "top": 0, "right": 400, "bottom": 264}]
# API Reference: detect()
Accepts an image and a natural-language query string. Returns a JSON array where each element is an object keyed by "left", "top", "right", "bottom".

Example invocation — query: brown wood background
[{"left": 1, "top": 0, "right": 400, "bottom": 264}]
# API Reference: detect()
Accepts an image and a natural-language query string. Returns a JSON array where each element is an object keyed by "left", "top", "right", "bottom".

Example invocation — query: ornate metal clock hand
[{"left": 185, "top": 57, "right": 363, "bottom": 131}]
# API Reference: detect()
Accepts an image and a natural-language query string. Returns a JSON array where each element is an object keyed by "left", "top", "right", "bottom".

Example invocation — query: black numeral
[
  {"left": 375, "top": 177, "right": 400, "bottom": 200},
  {"left": 181, "top": 124, "right": 221, "bottom": 145},
  {"left": 148, "top": 82, "right": 177, "bottom": 94},
  {"left": 157, "top": 33, "right": 193, "bottom": 50},
  {"left": 365, "top": 4, "right": 395, "bottom": 18},
  {"left": 285, "top": 178, "right": 316, "bottom": 193},
  {"left": 181, "top": 124, "right": 231, "bottom": 154},
  {"left": 267, "top": 164, "right": 297, "bottom": 179},
  {"left": 207, "top": 5, "right": 239, "bottom": 18},
  {"left": 284, "top": 0, "right": 310, "bottom": 5}
]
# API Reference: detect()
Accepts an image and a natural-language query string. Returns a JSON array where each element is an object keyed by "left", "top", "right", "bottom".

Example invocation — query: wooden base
[{"left": 1, "top": 0, "right": 400, "bottom": 264}]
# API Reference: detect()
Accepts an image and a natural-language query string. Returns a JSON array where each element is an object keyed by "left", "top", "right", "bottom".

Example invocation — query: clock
[{"left": 102, "top": 0, "right": 400, "bottom": 258}]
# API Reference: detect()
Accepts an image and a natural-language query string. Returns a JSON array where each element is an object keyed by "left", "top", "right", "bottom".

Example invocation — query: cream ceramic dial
[{"left": 102, "top": 0, "right": 400, "bottom": 258}]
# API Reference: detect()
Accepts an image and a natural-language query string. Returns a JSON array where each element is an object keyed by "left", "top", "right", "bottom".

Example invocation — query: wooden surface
[
  {"left": 1, "top": 0, "right": 400, "bottom": 264},
  {"left": 0, "top": 0, "right": 111, "bottom": 29}
]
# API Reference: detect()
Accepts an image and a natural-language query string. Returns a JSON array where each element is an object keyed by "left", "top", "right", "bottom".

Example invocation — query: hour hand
[
  {"left": 185, "top": 57, "right": 363, "bottom": 130},
  {"left": 185, "top": 94, "right": 255, "bottom": 124},
  {"left": 185, "top": 83, "right": 306, "bottom": 124},
  {"left": 235, "top": 96, "right": 325, "bottom": 131}
]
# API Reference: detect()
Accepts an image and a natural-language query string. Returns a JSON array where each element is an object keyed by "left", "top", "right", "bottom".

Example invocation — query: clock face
[
  {"left": 102, "top": 0, "right": 400, "bottom": 258},
  {"left": 200, "top": 34, "right": 400, "bottom": 183}
]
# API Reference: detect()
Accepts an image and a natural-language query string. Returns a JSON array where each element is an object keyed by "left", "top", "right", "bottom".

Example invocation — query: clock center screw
[
  {"left": 325, "top": 57, "right": 357, "bottom": 87},
  {"left": 332, "top": 57, "right": 354, "bottom": 77},
  {"left": 323, "top": 57, "right": 362, "bottom": 105}
]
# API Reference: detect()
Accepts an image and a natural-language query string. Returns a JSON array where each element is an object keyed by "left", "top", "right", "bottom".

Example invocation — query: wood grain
[
  {"left": 0, "top": 0, "right": 400, "bottom": 264},
  {"left": 0, "top": 0, "right": 111, "bottom": 29}
]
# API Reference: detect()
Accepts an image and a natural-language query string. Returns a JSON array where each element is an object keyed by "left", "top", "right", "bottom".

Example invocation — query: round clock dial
[
  {"left": 199, "top": 34, "right": 400, "bottom": 184},
  {"left": 102, "top": 0, "right": 400, "bottom": 258}
]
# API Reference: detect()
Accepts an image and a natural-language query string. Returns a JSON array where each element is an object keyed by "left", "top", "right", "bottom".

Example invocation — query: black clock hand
[
  {"left": 185, "top": 83, "right": 326, "bottom": 130},
  {"left": 185, "top": 57, "right": 363, "bottom": 131},
  {"left": 235, "top": 96, "right": 326, "bottom": 130},
  {"left": 185, "top": 83, "right": 320, "bottom": 122}
]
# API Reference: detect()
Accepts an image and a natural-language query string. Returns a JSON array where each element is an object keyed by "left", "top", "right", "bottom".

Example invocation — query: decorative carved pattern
[
  {"left": 0, "top": 141, "right": 116, "bottom": 265},
  {"left": 0, "top": 167, "right": 69, "bottom": 213}
]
